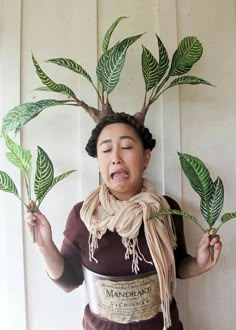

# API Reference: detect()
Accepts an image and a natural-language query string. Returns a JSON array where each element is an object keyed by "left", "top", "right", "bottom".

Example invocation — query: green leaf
[
  {"left": 34, "top": 86, "right": 72, "bottom": 96},
  {"left": 200, "top": 177, "right": 224, "bottom": 225},
  {"left": 156, "top": 34, "right": 169, "bottom": 81},
  {"left": 169, "top": 36, "right": 203, "bottom": 76},
  {"left": 37, "top": 170, "right": 77, "bottom": 205},
  {"left": 96, "top": 43, "right": 118, "bottom": 86},
  {"left": 178, "top": 153, "right": 213, "bottom": 202},
  {"left": 34, "top": 146, "right": 54, "bottom": 201},
  {"left": 46, "top": 58, "right": 93, "bottom": 83},
  {"left": 155, "top": 209, "right": 204, "bottom": 231},
  {"left": 97, "top": 34, "right": 143, "bottom": 94},
  {"left": 34, "top": 86, "right": 55, "bottom": 92},
  {"left": 32, "top": 54, "right": 76, "bottom": 99},
  {"left": 1, "top": 99, "right": 68, "bottom": 135},
  {"left": 167, "top": 76, "right": 213, "bottom": 88},
  {"left": 4, "top": 134, "right": 32, "bottom": 179},
  {"left": 52, "top": 170, "right": 77, "bottom": 186},
  {"left": 141, "top": 37, "right": 169, "bottom": 92},
  {"left": 221, "top": 212, "right": 236, "bottom": 224},
  {"left": 102, "top": 16, "right": 128, "bottom": 53},
  {"left": 0, "top": 170, "right": 19, "bottom": 195},
  {"left": 142, "top": 46, "right": 160, "bottom": 92},
  {"left": 178, "top": 153, "right": 214, "bottom": 223}
]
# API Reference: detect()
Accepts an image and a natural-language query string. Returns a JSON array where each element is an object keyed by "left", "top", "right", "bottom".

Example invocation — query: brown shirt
[{"left": 54, "top": 196, "right": 188, "bottom": 329}]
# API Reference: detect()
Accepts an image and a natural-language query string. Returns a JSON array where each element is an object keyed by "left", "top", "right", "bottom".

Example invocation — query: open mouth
[{"left": 111, "top": 171, "right": 129, "bottom": 180}]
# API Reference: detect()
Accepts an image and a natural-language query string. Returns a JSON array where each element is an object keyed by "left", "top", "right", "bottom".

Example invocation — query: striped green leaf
[
  {"left": 46, "top": 58, "right": 93, "bottom": 83},
  {"left": 34, "top": 146, "right": 54, "bottom": 201},
  {"left": 155, "top": 209, "right": 204, "bottom": 231},
  {"left": 141, "top": 36, "right": 169, "bottom": 92},
  {"left": 169, "top": 37, "right": 203, "bottom": 76},
  {"left": 4, "top": 134, "right": 32, "bottom": 179},
  {"left": 1, "top": 99, "right": 67, "bottom": 135},
  {"left": 167, "top": 76, "right": 213, "bottom": 88},
  {"left": 34, "top": 86, "right": 72, "bottom": 96},
  {"left": 156, "top": 34, "right": 169, "bottom": 81},
  {"left": 156, "top": 209, "right": 199, "bottom": 224},
  {"left": 221, "top": 212, "right": 236, "bottom": 224},
  {"left": 96, "top": 43, "right": 118, "bottom": 86},
  {"left": 32, "top": 54, "right": 76, "bottom": 99},
  {"left": 142, "top": 46, "right": 159, "bottom": 92},
  {"left": 52, "top": 170, "right": 77, "bottom": 186},
  {"left": 37, "top": 170, "right": 76, "bottom": 205},
  {"left": 0, "top": 170, "right": 19, "bottom": 196},
  {"left": 102, "top": 16, "right": 128, "bottom": 53},
  {"left": 200, "top": 177, "right": 224, "bottom": 225},
  {"left": 97, "top": 34, "right": 142, "bottom": 94},
  {"left": 178, "top": 153, "right": 213, "bottom": 220}
]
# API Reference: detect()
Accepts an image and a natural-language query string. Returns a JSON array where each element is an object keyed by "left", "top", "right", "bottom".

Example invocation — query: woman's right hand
[
  {"left": 24, "top": 200, "right": 65, "bottom": 279},
  {"left": 24, "top": 200, "right": 53, "bottom": 248}
]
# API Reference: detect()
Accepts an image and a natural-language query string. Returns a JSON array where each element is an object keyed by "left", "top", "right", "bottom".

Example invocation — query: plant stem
[
  {"left": 209, "top": 244, "right": 214, "bottom": 261},
  {"left": 208, "top": 227, "right": 217, "bottom": 261},
  {"left": 16, "top": 194, "right": 30, "bottom": 210},
  {"left": 91, "top": 82, "right": 103, "bottom": 104},
  {"left": 24, "top": 172, "right": 31, "bottom": 201},
  {"left": 150, "top": 75, "right": 170, "bottom": 103},
  {"left": 16, "top": 195, "right": 36, "bottom": 243}
]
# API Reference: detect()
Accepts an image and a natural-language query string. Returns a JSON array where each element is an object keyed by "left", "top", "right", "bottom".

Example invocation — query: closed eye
[
  {"left": 122, "top": 146, "right": 132, "bottom": 150},
  {"left": 102, "top": 149, "right": 112, "bottom": 153}
]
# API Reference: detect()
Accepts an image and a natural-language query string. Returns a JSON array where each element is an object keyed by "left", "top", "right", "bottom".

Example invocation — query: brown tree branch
[
  {"left": 134, "top": 101, "right": 152, "bottom": 124},
  {"left": 76, "top": 99, "right": 114, "bottom": 124}
]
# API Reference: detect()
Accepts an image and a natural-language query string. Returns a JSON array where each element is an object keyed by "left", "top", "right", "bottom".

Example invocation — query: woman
[{"left": 25, "top": 112, "right": 222, "bottom": 330}]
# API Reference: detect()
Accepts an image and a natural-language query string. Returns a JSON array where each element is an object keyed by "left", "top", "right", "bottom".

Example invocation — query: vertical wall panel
[
  {"left": 21, "top": 1, "right": 98, "bottom": 329},
  {"left": 0, "top": 1, "right": 27, "bottom": 330},
  {"left": 177, "top": 1, "right": 236, "bottom": 329}
]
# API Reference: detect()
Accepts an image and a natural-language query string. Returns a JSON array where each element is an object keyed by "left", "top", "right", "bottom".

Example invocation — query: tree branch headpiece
[{"left": 1, "top": 16, "right": 213, "bottom": 136}]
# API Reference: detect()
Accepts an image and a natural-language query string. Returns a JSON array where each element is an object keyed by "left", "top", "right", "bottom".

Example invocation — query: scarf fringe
[{"left": 121, "top": 237, "right": 153, "bottom": 274}]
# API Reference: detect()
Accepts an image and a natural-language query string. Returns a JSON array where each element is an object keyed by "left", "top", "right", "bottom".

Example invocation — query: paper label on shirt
[{"left": 91, "top": 274, "right": 161, "bottom": 323}]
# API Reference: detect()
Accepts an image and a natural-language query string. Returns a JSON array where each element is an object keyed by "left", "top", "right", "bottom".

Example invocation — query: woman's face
[{"left": 97, "top": 123, "right": 151, "bottom": 200}]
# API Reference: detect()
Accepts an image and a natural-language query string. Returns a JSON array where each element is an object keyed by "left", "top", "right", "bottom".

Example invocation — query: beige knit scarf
[{"left": 80, "top": 178, "right": 177, "bottom": 329}]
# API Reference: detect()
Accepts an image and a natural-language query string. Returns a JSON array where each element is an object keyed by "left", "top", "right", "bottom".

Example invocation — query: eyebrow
[{"left": 99, "top": 135, "right": 135, "bottom": 146}]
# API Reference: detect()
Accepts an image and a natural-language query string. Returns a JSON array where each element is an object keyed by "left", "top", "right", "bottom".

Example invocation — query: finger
[
  {"left": 33, "top": 212, "right": 45, "bottom": 220},
  {"left": 25, "top": 213, "right": 37, "bottom": 226},
  {"left": 212, "top": 241, "right": 222, "bottom": 263},
  {"left": 198, "top": 233, "right": 210, "bottom": 250},
  {"left": 209, "top": 228, "right": 216, "bottom": 236},
  {"left": 26, "top": 200, "right": 35, "bottom": 212},
  {"left": 32, "top": 212, "right": 49, "bottom": 226},
  {"left": 210, "top": 235, "right": 221, "bottom": 246}
]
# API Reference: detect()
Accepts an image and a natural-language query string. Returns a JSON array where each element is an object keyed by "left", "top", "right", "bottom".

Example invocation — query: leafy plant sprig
[
  {"left": 1, "top": 16, "right": 213, "bottom": 135},
  {"left": 156, "top": 153, "right": 236, "bottom": 259},
  {"left": 0, "top": 134, "right": 77, "bottom": 241}
]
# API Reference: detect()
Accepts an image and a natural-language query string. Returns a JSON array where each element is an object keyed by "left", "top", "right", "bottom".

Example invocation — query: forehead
[{"left": 97, "top": 123, "right": 140, "bottom": 143}]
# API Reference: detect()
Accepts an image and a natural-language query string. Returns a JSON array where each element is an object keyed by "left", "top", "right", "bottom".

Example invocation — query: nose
[
  {"left": 111, "top": 149, "right": 123, "bottom": 165},
  {"left": 112, "top": 159, "right": 122, "bottom": 165}
]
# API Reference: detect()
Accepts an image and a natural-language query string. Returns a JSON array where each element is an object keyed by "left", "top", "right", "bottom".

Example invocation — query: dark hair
[{"left": 85, "top": 112, "right": 156, "bottom": 157}]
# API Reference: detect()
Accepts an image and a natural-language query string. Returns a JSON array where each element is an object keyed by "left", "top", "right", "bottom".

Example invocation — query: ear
[{"left": 143, "top": 149, "right": 151, "bottom": 169}]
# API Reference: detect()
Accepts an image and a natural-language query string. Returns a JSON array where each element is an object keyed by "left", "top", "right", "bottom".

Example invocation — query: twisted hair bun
[{"left": 86, "top": 112, "right": 156, "bottom": 158}]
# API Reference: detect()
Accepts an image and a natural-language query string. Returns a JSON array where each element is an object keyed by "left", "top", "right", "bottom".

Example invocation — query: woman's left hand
[{"left": 195, "top": 230, "right": 222, "bottom": 272}]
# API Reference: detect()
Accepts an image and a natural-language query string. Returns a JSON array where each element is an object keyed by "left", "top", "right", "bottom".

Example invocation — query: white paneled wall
[
  {"left": 0, "top": 1, "right": 235, "bottom": 330},
  {"left": 0, "top": 1, "right": 27, "bottom": 330},
  {"left": 178, "top": 1, "right": 236, "bottom": 329}
]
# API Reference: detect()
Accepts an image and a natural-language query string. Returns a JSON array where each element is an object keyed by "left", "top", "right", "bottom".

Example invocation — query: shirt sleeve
[
  {"left": 164, "top": 196, "right": 191, "bottom": 278},
  {"left": 52, "top": 203, "right": 84, "bottom": 292}
]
